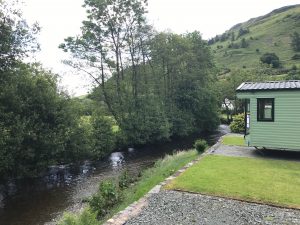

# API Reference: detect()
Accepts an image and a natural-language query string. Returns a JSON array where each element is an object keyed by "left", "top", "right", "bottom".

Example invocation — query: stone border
[{"left": 104, "top": 137, "right": 224, "bottom": 225}]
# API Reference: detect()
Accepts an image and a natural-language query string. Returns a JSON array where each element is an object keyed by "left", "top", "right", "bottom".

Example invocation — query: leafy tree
[
  {"left": 0, "top": 0, "right": 39, "bottom": 71},
  {"left": 237, "top": 27, "right": 249, "bottom": 38},
  {"left": 61, "top": 1, "right": 220, "bottom": 145},
  {"left": 0, "top": 64, "right": 74, "bottom": 177},
  {"left": 231, "top": 32, "right": 235, "bottom": 41},
  {"left": 92, "top": 115, "right": 115, "bottom": 158},
  {"left": 0, "top": 0, "right": 119, "bottom": 179},
  {"left": 260, "top": 52, "right": 280, "bottom": 68},
  {"left": 290, "top": 32, "right": 300, "bottom": 52},
  {"left": 241, "top": 38, "right": 249, "bottom": 48}
]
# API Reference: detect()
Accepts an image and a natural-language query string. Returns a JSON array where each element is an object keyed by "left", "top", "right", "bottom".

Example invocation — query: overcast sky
[{"left": 22, "top": 0, "right": 300, "bottom": 96}]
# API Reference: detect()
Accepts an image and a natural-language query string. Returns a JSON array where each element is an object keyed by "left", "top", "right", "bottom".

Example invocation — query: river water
[{"left": 0, "top": 125, "right": 229, "bottom": 225}]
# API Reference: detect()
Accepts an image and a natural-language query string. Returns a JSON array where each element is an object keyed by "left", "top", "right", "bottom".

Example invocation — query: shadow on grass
[{"left": 253, "top": 148, "right": 300, "bottom": 162}]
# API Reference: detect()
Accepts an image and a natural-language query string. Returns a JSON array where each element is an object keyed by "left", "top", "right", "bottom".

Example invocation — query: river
[{"left": 0, "top": 125, "right": 230, "bottom": 225}]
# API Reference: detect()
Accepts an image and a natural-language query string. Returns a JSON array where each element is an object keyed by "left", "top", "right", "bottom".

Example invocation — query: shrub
[
  {"left": 290, "top": 32, "right": 300, "bottom": 52},
  {"left": 118, "top": 169, "right": 133, "bottom": 190},
  {"left": 92, "top": 116, "right": 116, "bottom": 158},
  {"left": 260, "top": 52, "right": 280, "bottom": 68},
  {"left": 240, "top": 38, "right": 249, "bottom": 48},
  {"left": 89, "top": 193, "right": 106, "bottom": 217},
  {"left": 59, "top": 208, "right": 98, "bottom": 225},
  {"left": 230, "top": 113, "right": 245, "bottom": 133},
  {"left": 89, "top": 180, "right": 122, "bottom": 217},
  {"left": 194, "top": 139, "right": 208, "bottom": 153},
  {"left": 291, "top": 54, "right": 300, "bottom": 60}
]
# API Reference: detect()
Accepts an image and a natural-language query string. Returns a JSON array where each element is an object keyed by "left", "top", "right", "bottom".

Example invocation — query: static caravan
[{"left": 236, "top": 80, "right": 300, "bottom": 151}]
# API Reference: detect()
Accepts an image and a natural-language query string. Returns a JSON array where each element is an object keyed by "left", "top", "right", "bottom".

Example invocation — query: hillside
[{"left": 210, "top": 4, "right": 300, "bottom": 73}]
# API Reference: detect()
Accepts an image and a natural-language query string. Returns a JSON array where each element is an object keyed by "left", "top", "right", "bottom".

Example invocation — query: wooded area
[{"left": 0, "top": 0, "right": 219, "bottom": 179}]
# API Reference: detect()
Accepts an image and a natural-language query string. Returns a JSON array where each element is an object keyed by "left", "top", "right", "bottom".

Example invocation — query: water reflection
[
  {"left": 0, "top": 125, "right": 229, "bottom": 225},
  {"left": 109, "top": 152, "right": 125, "bottom": 169}
]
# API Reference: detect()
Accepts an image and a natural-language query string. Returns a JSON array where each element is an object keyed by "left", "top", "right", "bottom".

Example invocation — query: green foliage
[
  {"left": 121, "top": 98, "right": 171, "bottom": 145},
  {"left": 0, "top": 1, "right": 118, "bottom": 178},
  {"left": 118, "top": 169, "right": 132, "bottom": 190},
  {"left": 59, "top": 208, "right": 98, "bottom": 225},
  {"left": 211, "top": 5, "right": 300, "bottom": 70},
  {"left": 230, "top": 113, "right": 245, "bottom": 133},
  {"left": 60, "top": 150, "right": 198, "bottom": 224},
  {"left": 62, "top": 0, "right": 220, "bottom": 147},
  {"left": 0, "top": 0, "right": 40, "bottom": 71},
  {"left": 240, "top": 38, "right": 249, "bottom": 48},
  {"left": 286, "top": 68, "right": 300, "bottom": 80},
  {"left": 1, "top": 64, "right": 72, "bottom": 177},
  {"left": 238, "top": 27, "right": 250, "bottom": 38},
  {"left": 194, "top": 139, "right": 208, "bottom": 153},
  {"left": 292, "top": 54, "right": 300, "bottom": 60},
  {"left": 92, "top": 116, "right": 115, "bottom": 158},
  {"left": 89, "top": 180, "right": 122, "bottom": 218},
  {"left": 290, "top": 31, "right": 300, "bottom": 52},
  {"left": 260, "top": 52, "right": 280, "bottom": 68}
]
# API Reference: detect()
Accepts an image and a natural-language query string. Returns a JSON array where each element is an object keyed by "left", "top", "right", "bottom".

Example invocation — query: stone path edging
[{"left": 104, "top": 137, "right": 224, "bottom": 225}]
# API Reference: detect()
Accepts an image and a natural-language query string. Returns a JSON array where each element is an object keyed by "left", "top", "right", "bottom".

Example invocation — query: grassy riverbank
[{"left": 59, "top": 150, "right": 198, "bottom": 225}]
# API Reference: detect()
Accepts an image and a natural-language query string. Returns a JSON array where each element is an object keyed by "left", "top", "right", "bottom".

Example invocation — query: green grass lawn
[
  {"left": 166, "top": 155, "right": 300, "bottom": 208},
  {"left": 222, "top": 135, "right": 245, "bottom": 146}
]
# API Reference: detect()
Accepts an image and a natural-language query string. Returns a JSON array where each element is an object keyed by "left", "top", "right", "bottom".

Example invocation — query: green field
[
  {"left": 166, "top": 155, "right": 300, "bottom": 208},
  {"left": 211, "top": 5, "right": 300, "bottom": 70}
]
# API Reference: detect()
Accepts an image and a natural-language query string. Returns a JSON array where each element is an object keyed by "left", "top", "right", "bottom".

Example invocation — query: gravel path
[
  {"left": 125, "top": 190, "right": 300, "bottom": 225},
  {"left": 211, "top": 135, "right": 300, "bottom": 162}
]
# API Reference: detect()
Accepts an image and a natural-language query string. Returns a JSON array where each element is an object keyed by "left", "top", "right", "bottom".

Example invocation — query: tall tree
[
  {"left": 0, "top": 0, "right": 39, "bottom": 71},
  {"left": 290, "top": 32, "right": 300, "bottom": 52},
  {"left": 61, "top": 1, "right": 219, "bottom": 145},
  {"left": 60, "top": 0, "right": 150, "bottom": 126}
]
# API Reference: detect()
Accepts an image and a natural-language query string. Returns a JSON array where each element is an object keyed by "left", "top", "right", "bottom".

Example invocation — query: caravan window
[{"left": 257, "top": 98, "right": 274, "bottom": 122}]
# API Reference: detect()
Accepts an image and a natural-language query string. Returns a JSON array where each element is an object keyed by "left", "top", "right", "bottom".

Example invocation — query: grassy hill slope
[{"left": 210, "top": 4, "right": 300, "bottom": 72}]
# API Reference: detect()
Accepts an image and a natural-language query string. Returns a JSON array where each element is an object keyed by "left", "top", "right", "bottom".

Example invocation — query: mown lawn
[
  {"left": 222, "top": 135, "right": 245, "bottom": 146},
  {"left": 166, "top": 155, "right": 300, "bottom": 208}
]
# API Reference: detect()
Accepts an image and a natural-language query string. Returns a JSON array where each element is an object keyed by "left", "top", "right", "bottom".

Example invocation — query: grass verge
[
  {"left": 222, "top": 135, "right": 245, "bottom": 146},
  {"left": 165, "top": 155, "right": 300, "bottom": 208},
  {"left": 59, "top": 150, "right": 198, "bottom": 225},
  {"left": 100, "top": 150, "right": 198, "bottom": 222}
]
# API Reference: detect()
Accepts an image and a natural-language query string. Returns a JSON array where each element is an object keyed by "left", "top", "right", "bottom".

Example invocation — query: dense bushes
[
  {"left": 59, "top": 209, "right": 98, "bottom": 225},
  {"left": 260, "top": 52, "right": 280, "bottom": 68},
  {"left": 230, "top": 113, "right": 245, "bottom": 133},
  {"left": 62, "top": 1, "right": 220, "bottom": 147},
  {"left": 194, "top": 139, "right": 208, "bottom": 153},
  {"left": 1, "top": 0, "right": 221, "bottom": 179},
  {"left": 290, "top": 32, "right": 300, "bottom": 52},
  {"left": 0, "top": 64, "right": 118, "bottom": 178},
  {"left": 91, "top": 116, "right": 116, "bottom": 158},
  {"left": 89, "top": 180, "right": 122, "bottom": 218},
  {"left": 291, "top": 54, "right": 300, "bottom": 60}
]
